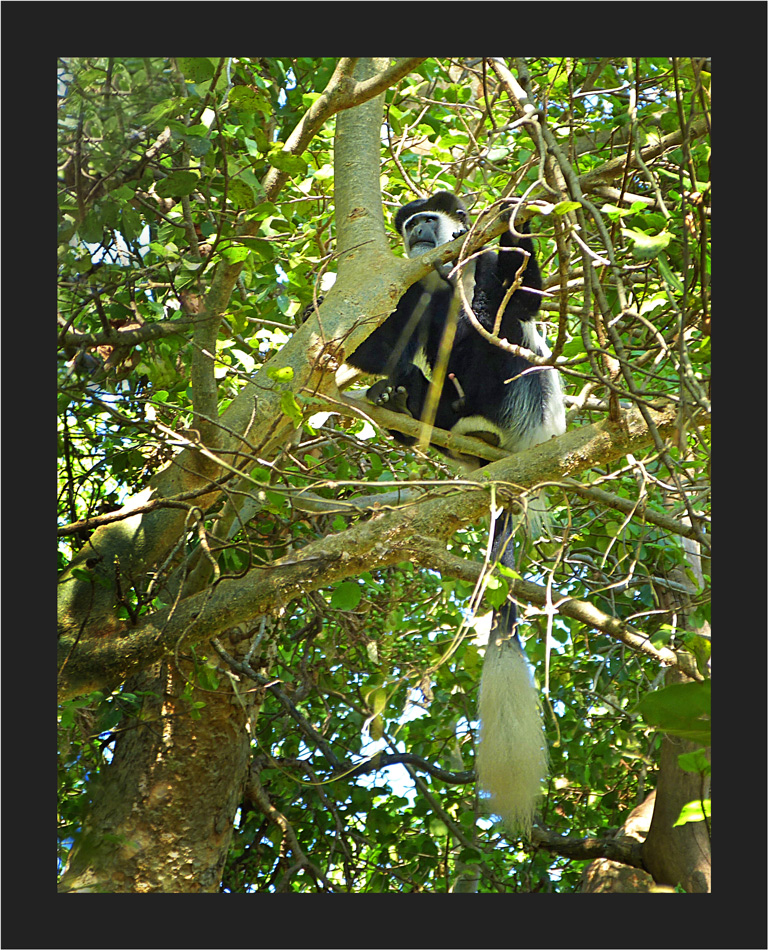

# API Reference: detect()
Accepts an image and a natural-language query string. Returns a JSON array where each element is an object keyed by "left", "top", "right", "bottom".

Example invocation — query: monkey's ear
[{"left": 455, "top": 208, "right": 470, "bottom": 228}]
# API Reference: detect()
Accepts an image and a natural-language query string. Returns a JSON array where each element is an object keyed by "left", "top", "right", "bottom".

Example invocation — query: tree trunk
[
  {"left": 58, "top": 628, "right": 268, "bottom": 893},
  {"left": 642, "top": 515, "right": 711, "bottom": 892},
  {"left": 581, "top": 792, "right": 657, "bottom": 892},
  {"left": 58, "top": 57, "right": 397, "bottom": 894},
  {"left": 641, "top": 671, "right": 711, "bottom": 892}
]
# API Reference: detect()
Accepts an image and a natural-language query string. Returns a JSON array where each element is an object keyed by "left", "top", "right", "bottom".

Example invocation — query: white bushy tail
[{"left": 477, "top": 634, "right": 547, "bottom": 836}]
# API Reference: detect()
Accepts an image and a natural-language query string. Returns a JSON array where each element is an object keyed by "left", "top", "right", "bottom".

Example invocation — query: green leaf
[
  {"left": 220, "top": 244, "right": 250, "bottom": 264},
  {"left": 197, "top": 666, "right": 220, "bottom": 691},
  {"left": 245, "top": 133, "right": 269, "bottom": 157},
  {"left": 177, "top": 58, "right": 216, "bottom": 84},
  {"left": 370, "top": 688, "right": 387, "bottom": 717},
  {"left": 70, "top": 567, "right": 93, "bottom": 583},
  {"left": 330, "top": 581, "right": 362, "bottom": 610},
  {"left": 279, "top": 390, "right": 303, "bottom": 426},
  {"left": 156, "top": 171, "right": 200, "bottom": 199},
  {"left": 677, "top": 748, "right": 711, "bottom": 774},
  {"left": 98, "top": 704, "right": 123, "bottom": 732},
  {"left": 673, "top": 799, "right": 711, "bottom": 827},
  {"left": 227, "top": 179, "right": 257, "bottom": 210},
  {"left": 229, "top": 85, "right": 272, "bottom": 116},
  {"left": 80, "top": 210, "right": 105, "bottom": 244},
  {"left": 428, "top": 818, "right": 448, "bottom": 837},
  {"left": 637, "top": 680, "right": 710, "bottom": 745},
  {"left": 268, "top": 365, "right": 294, "bottom": 382},
  {"left": 621, "top": 227, "right": 672, "bottom": 260},
  {"left": 142, "top": 97, "right": 187, "bottom": 128},
  {"left": 267, "top": 148, "right": 308, "bottom": 176},
  {"left": 484, "top": 574, "right": 509, "bottom": 610},
  {"left": 658, "top": 251, "right": 685, "bottom": 294},
  {"left": 120, "top": 208, "right": 143, "bottom": 241},
  {"left": 553, "top": 200, "right": 582, "bottom": 215}
]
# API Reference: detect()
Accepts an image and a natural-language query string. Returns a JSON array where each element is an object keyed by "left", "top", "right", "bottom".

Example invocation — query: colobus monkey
[
  {"left": 346, "top": 192, "right": 472, "bottom": 387},
  {"left": 349, "top": 192, "right": 566, "bottom": 833}
]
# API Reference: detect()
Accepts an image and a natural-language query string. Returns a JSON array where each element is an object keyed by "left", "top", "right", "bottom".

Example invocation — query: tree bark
[
  {"left": 581, "top": 793, "right": 657, "bottom": 892},
  {"left": 58, "top": 624, "right": 269, "bottom": 893},
  {"left": 56, "top": 58, "right": 420, "bottom": 648},
  {"left": 641, "top": 518, "right": 711, "bottom": 892},
  {"left": 58, "top": 57, "right": 410, "bottom": 895},
  {"left": 57, "top": 404, "right": 679, "bottom": 701},
  {"left": 642, "top": 669, "right": 711, "bottom": 892}
]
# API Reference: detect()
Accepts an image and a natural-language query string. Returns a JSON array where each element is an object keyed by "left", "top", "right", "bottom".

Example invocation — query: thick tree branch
[
  {"left": 532, "top": 825, "right": 647, "bottom": 870},
  {"left": 58, "top": 404, "right": 679, "bottom": 699},
  {"left": 57, "top": 58, "right": 429, "bottom": 639}
]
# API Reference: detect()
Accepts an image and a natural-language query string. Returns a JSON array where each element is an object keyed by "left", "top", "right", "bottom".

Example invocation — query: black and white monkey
[
  {"left": 347, "top": 192, "right": 566, "bottom": 833},
  {"left": 346, "top": 191, "right": 473, "bottom": 395}
]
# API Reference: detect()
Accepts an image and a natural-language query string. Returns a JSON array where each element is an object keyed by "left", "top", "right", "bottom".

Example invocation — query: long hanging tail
[{"left": 477, "top": 511, "right": 547, "bottom": 835}]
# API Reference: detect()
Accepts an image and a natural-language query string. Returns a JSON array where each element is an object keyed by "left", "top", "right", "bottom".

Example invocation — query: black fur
[
  {"left": 350, "top": 192, "right": 564, "bottom": 467},
  {"left": 347, "top": 193, "right": 563, "bottom": 829},
  {"left": 349, "top": 190, "right": 565, "bottom": 623},
  {"left": 347, "top": 193, "right": 469, "bottom": 381}
]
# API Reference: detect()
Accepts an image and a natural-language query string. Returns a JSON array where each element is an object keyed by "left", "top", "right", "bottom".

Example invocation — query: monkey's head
[{"left": 395, "top": 192, "right": 470, "bottom": 259}]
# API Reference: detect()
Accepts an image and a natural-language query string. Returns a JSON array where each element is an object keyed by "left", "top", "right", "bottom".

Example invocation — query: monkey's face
[{"left": 402, "top": 211, "right": 467, "bottom": 258}]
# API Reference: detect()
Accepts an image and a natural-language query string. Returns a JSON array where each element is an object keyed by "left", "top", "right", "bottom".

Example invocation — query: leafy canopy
[{"left": 58, "top": 57, "right": 710, "bottom": 893}]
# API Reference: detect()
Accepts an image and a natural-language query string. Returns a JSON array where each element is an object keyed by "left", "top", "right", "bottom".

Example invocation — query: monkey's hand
[
  {"left": 366, "top": 379, "right": 412, "bottom": 416},
  {"left": 434, "top": 261, "right": 455, "bottom": 284},
  {"left": 368, "top": 363, "right": 431, "bottom": 418}
]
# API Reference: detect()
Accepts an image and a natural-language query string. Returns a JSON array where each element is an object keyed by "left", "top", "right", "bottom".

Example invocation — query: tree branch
[
  {"left": 58, "top": 59, "right": 430, "bottom": 640},
  {"left": 262, "top": 58, "right": 425, "bottom": 200},
  {"left": 531, "top": 825, "right": 647, "bottom": 870},
  {"left": 213, "top": 639, "right": 473, "bottom": 786},
  {"left": 58, "top": 404, "right": 679, "bottom": 699},
  {"left": 60, "top": 317, "right": 197, "bottom": 348},
  {"left": 426, "top": 546, "right": 684, "bottom": 673}
]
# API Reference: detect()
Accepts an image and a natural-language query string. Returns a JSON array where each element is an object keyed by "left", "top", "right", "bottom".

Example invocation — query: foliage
[{"left": 57, "top": 57, "right": 711, "bottom": 892}]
